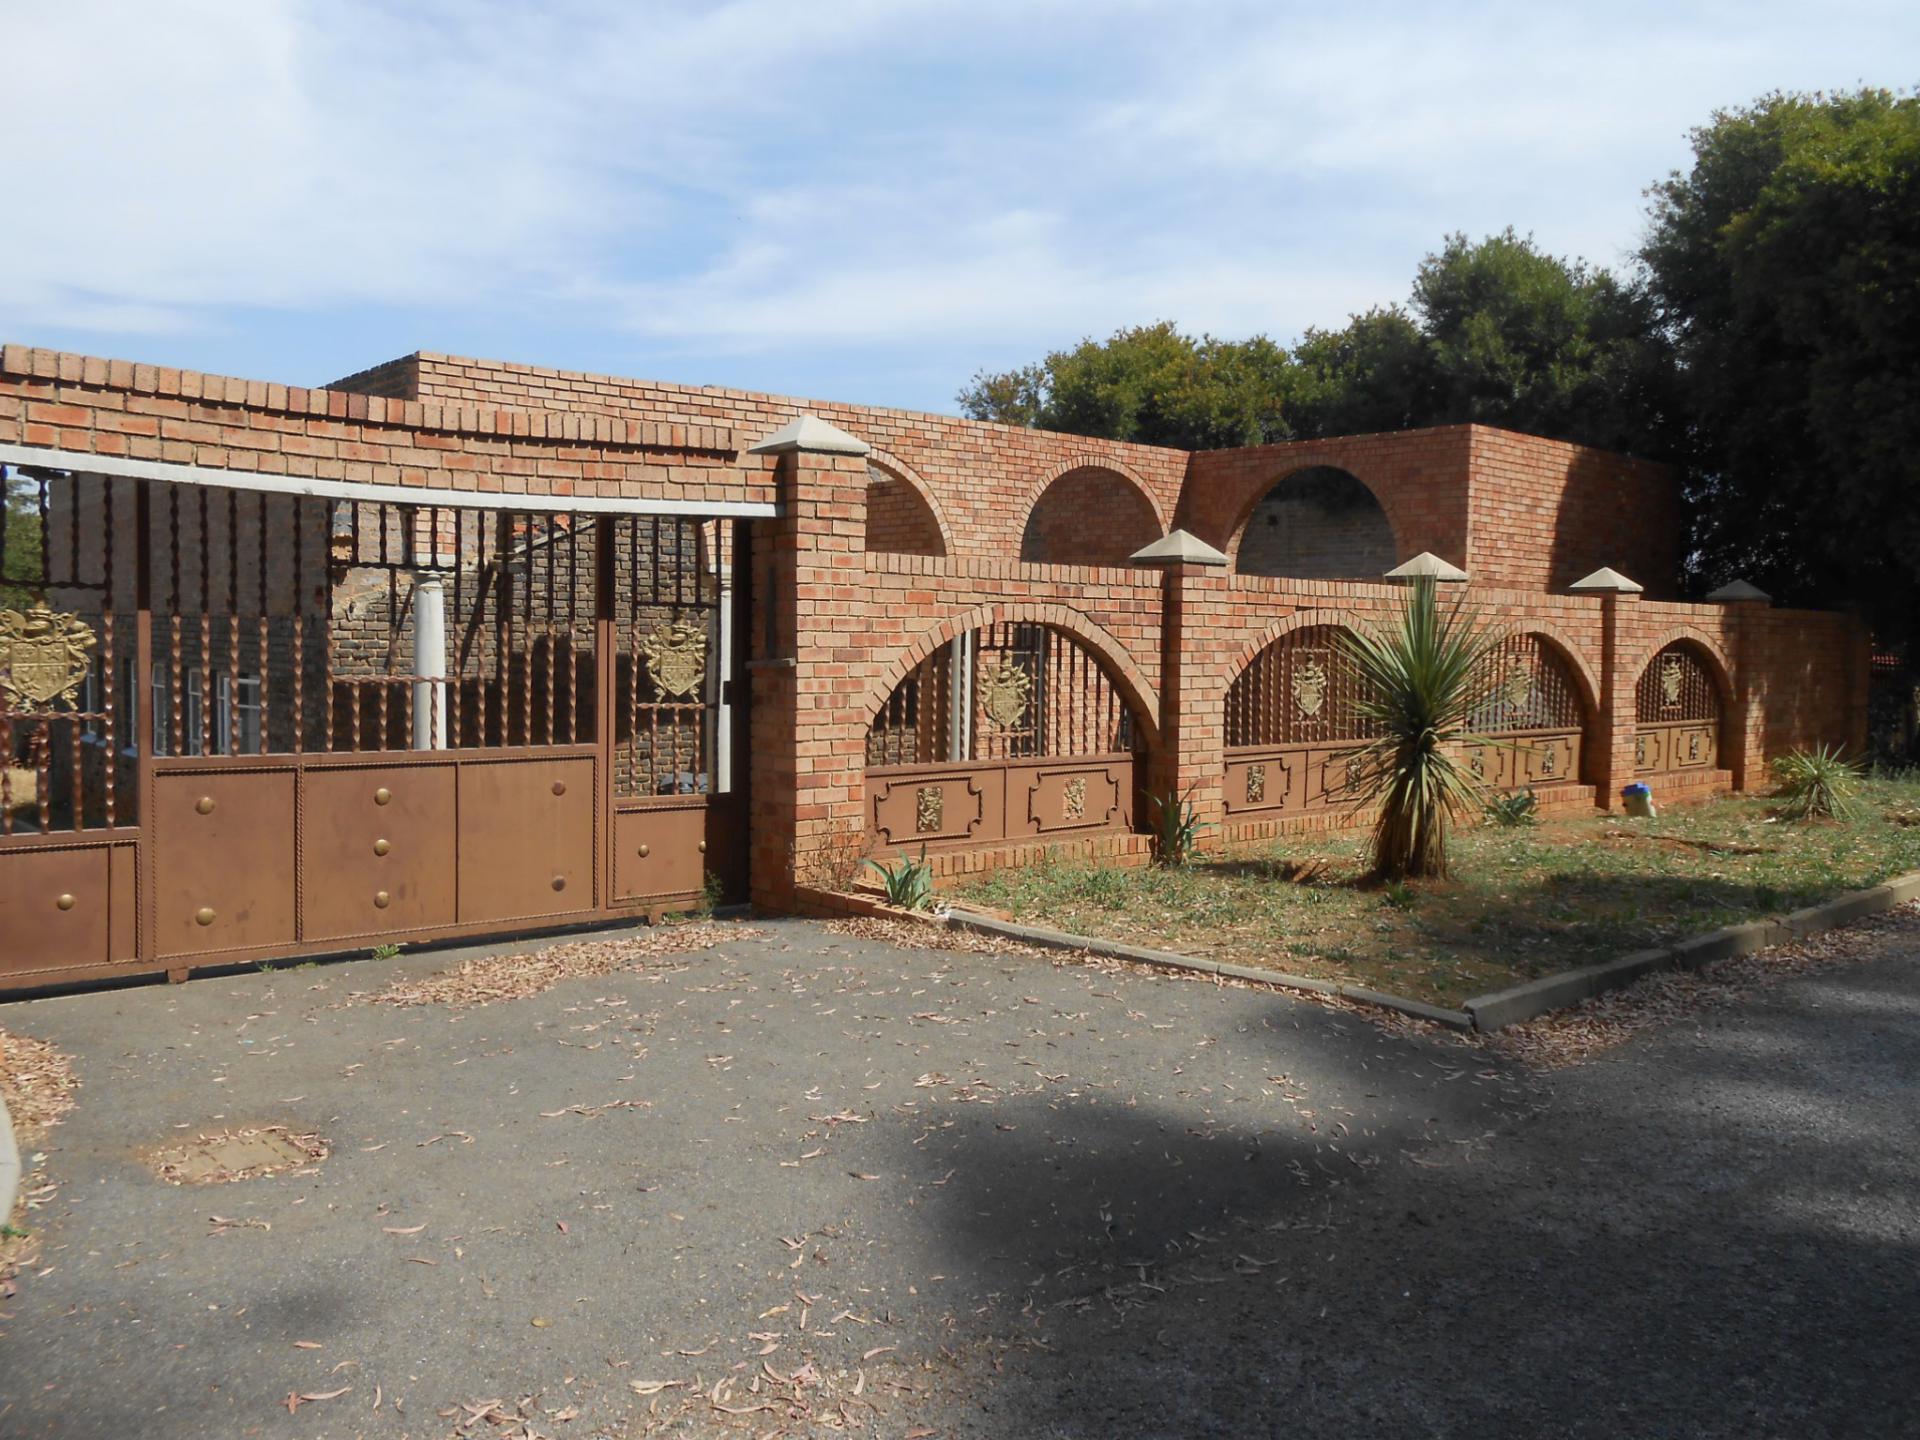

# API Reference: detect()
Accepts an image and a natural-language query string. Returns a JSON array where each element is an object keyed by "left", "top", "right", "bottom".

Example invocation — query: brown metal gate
[{"left": 0, "top": 464, "right": 748, "bottom": 991}]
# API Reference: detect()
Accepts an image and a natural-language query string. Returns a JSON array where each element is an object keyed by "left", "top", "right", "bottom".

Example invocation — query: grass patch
[{"left": 953, "top": 777, "right": 1920, "bottom": 1008}]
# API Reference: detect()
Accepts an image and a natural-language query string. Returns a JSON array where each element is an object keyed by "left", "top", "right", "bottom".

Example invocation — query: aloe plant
[{"left": 1338, "top": 577, "right": 1507, "bottom": 879}]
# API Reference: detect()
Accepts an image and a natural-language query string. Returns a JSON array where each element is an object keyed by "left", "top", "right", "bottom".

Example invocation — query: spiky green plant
[
  {"left": 1338, "top": 578, "right": 1508, "bottom": 880},
  {"left": 1771, "top": 744, "right": 1862, "bottom": 821},
  {"left": 1148, "top": 783, "right": 1206, "bottom": 867},
  {"left": 1483, "top": 789, "right": 1539, "bottom": 827},
  {"left": 865, "top": 844, "right": 936, "bottom": 911}
]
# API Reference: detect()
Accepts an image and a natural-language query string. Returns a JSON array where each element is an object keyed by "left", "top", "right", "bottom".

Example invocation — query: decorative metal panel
[
  {"left": 1225, "top": 626, "right": 1379, "bottom": 748},
  {"left": 1636, "top": 643, "right": 1721, "bottom": 725}
]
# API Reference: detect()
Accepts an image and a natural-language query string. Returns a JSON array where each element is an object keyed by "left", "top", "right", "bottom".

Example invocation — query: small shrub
[
  {"left": 1772, "top": 745, "right": 1863, "bottom": 821},
  {"left": 371, "top": 942, "right": 404, "bottom": 961},
  {"left": 1382, "top": 881, "right": 1417, "bottom": 909},
  {"left": 1149, "top": 784, "right": 1205, "bottom": 866},
  {"left": 865, "top": 845, "right": 936, "bottom": 912},
  {"left": 1483, "top": 790, "right": 1539, "bottom": 827},
  {"left": 795, "top": 821, "right": 867, "bottom": 891}
]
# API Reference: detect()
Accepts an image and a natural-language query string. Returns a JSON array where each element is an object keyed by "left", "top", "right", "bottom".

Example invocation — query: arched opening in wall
[
  {"left": 1235, "top": 467, "right": 1397, "bottom": 579},
  {"left": 1634, "top": 641, "right": 1728, "bottom": 777},
  {"left": 866, "top": 621, "right": 1145, "bottom": 850},
  {"left": 1461, "top": 634, "right": 1592, "bottom": 791},
  {"left": 864, "top": 463, "right": 946, "bottom": 557},
  {"left": 1222, "top": 625, "right": 1381, "bottom": 815},
  {"left": 1019, "top": 468, "right": 1161, "bottom": 565}
]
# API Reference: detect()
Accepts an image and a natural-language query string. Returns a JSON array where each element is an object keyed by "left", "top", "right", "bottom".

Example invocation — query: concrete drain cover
[{"left": 145, "top": 1126, "right": 329, "bottom": 1185}]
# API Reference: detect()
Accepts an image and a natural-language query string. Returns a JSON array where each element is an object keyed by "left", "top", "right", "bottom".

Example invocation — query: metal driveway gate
[{"left": 0, "top": 465, "right": 749, "bottom": 991}]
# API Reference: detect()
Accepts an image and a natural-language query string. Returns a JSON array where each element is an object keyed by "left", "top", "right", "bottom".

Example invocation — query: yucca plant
[
  {"left": 1338, "top": 578, "right": 1508, "bottom": 880},
  {"left": 865, "top": 844, "right": 937, "bottom": 911},
  {"left": 1771, "top": 744, "right": 1862, "bottom": 821}
]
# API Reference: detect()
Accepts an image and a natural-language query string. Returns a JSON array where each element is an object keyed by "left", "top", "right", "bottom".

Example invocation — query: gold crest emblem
[
  {"left": 638, "top": 620, "right": 708, "bottom": 700},
  {"left": 1062, "top": 776, "right": 1087, "bottom": 822},
  {"left": 0, "top": 602, "right": 96, "bottom": 711},
  {"left": 1500, "top": 664, "right": 1533, "bottom": 716},
  {"left": 978, "top": 660, "right": 1032, "bottom": 730},
  {"left": 1293, "top": 656, "right": 1327, "bottom": 717},
  {"left": 915, "top": 785, "right": 944, "bottom": 834},
  {"left": 1660, "top": 654, "right": 1685, "bottom": 708}
]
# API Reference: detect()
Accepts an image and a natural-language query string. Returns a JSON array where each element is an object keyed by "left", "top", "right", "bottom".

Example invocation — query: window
[{"left": 150, "top": 664, "right": 261, "bottom": 756}]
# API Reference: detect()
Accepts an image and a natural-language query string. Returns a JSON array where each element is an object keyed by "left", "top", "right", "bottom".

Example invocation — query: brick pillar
[
  {"left": 1134, "top": 531, "right": 1229, "bottom": 846},
  {"left": 1847, "top": 615, "right": 1874, "bottom": 759},
  {"left": 1722, "top": 595, "right": 1770, "bottom": 791},
  {"left": 1574, "top": 567, "right": 1646, "bottom": 812},
  {"left": 1593, "top": 588, "right": 1642, "bottom": 811},
  {"left": 744, "top": 417, "right": 872, "bottom": 909}
]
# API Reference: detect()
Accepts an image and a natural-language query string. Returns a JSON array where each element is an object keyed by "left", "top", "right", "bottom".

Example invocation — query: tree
[
  {"left": 958, "top": 322, "right": 1295, "bottom": 450},
  {"left": 1, "top": 472, "right": 44, "bottom": 609},
  {"left": 959, "top": 234, "right": 1672, "bottom": 456},
  {"left": 1641, "top": 88, "right": 1920, "bottom": 639},
  {"left": 1411, "top": 230, "right": 1674, "bottom": 455}
]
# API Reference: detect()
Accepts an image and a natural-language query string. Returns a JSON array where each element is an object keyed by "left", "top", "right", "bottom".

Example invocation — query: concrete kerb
[
  {"left": 940, "top": 911, "right": 1475, "bottom": 1031},
  {"left": 0, "top": 1091, "right": 19, "bottom": 1226},
  {"left": 1463, "top": 869, "right": 1920, "bottom": 1032}
]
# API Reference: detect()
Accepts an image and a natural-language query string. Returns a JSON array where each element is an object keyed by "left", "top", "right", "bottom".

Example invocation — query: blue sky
[{"left": 4, "top": 0, "right": 1917, "bottom": 415}]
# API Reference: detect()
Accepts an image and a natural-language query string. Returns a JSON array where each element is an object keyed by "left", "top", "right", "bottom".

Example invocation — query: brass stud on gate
[
  {"left": 551, "top": 876, "right": 566, "bottom": 892},
  {"left": 195, "top": 906, "right": 216, "bottom": 926},
  {"left": 374, "top": 890, "right": 391, "bottom": 909},
  {"left": 551, "top": 780, "right": 566, "bottom": 796},
  {"left": 55, "top": 893, "right": 76, "bottom": 911},
  {"left": 697, "top": 841, "right": 707, "bottom": 853},
  {"left": 195, "top": 795, "right": 215, "bottom": 815},
  {"left": 374, "top": 787, "right": 392, "bottom": 806},
  {"left": 373, "top": 838, "right": 391, "bottom": 856},
  {"left": 637, "top": 844, "right": 650, "bottom": 858}
]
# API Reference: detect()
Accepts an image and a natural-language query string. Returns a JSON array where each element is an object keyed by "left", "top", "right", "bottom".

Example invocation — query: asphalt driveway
[{"left": 0, "top": 910, "right": 1914, "bottom": 1438}]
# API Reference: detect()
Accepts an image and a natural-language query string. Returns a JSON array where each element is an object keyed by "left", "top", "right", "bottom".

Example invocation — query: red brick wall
[
  {"left": 0, "top": 345, "right": 742, "bottom": 506},
  {"left": 1019, "top": 466, "right": 1164, "bottom": 564},
  {"left": 1178, "top": 428, "right": 1476, "bottom": 576},
  {"left": 1467, "top": 429, "right": 1682, "bottom": 595},
  {"left": 864, "top": 464, "right": 946, "bottom": 556},
  {"left": 368, "top": 352, "right": 1190, "bottom": 562}
]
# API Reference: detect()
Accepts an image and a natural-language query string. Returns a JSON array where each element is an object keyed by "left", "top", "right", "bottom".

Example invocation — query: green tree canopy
[
  {"left": 1641, "top": 88, "right": 1920, "bottom": 634},
  {"left": 958, "top": 232, "right": 1670, "bottom": 456},
  {"left": 958, "top": 321, "right": 1293, "bottom": 450}
]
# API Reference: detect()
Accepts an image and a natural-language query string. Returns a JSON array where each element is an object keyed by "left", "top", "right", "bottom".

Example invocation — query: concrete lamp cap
[
  {"left": 746, "top": 414, "right": 871, "bottom": 456},
  {"left": 1384, "top": 551, "right": 1469, "bottom": 582},
  {"left": 1569, "top": 566, "right": 1645, "bottom": 594},
  {"left": 1705, "top": 579, "right": 1772, "bottom": 603},
  {"left": 1129, "top": 529, "right": 1229, "bottom": 567}
]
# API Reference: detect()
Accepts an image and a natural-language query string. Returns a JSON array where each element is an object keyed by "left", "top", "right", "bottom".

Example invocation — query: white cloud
[{"left": 1, "top": 0, "right": 1916, "bottom": 393}]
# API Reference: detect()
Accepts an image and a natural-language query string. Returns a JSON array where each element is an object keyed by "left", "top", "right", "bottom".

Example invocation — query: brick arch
[
  {"left": 1626, "top": 626, "right": 1735, "bottom": 702},
  {"left": 1223, "top": 463, "right": 1408, "bottom": 576},
  {"left": 864, "top": 449, "right": 953, "bottom": 557},
  {"left": 1226, "top": 608, "right": 1365, "bottom": 683},
  {"left": 864, "top": 601, "right": 1161, "bottom": 750},
  {"left": 1512, "top": 622, "right": 1603, "bottom": 720},
  {"left": 1015, "top": 455, "right": 1168, "bottom": 564}
]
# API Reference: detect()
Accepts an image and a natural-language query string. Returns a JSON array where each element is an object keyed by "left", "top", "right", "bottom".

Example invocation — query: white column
[
  {"left": 947, "top": 632, "right": 973, "bottom": 762},
  {"left": 713, "top": 565, "right": 733, "bottom": 793},
  {"left": 411, "top": 576, "right": 447, "bottom": 750}
]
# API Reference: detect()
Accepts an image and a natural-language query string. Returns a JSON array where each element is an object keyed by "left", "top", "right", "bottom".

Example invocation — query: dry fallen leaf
[
  {"left": 382, "top": 1224, "right": 426, "bottom": 1236},
  {"left": 629, "top": 1380, "right": 684, "bottom": 1396},
  {"left": 293, "top": 1340, "right": 323, "bottom": 1350}
]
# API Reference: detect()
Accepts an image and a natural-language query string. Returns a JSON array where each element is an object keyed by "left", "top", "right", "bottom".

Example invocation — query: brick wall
[
  {"left": 1466, "top": 428, "right": 1682, "bottom": 595},
  {"left": 0, "top": 342, "right": 1868, "bottom": 910},
  {"left": 1234, "top": 466, "right": 1399, "bottom": 579},
  {"left": 1018, "top": 465, "right": 1165, "bottom": 564},
  {"left": 353, "top": 352, "right": 1189, "bottom": 563}
]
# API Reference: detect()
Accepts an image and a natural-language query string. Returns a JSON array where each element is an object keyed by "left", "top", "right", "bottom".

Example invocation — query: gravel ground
[{"left": 0, "top": 909, "right": 1914, "bottom": 1438}]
